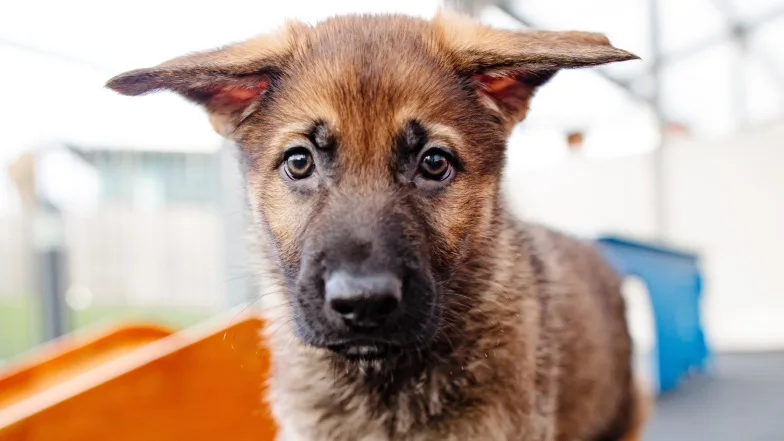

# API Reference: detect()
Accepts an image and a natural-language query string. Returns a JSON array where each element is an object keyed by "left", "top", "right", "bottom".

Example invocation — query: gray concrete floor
[{"left": 643, "top": 352, "right": 784, "bottom": 441}]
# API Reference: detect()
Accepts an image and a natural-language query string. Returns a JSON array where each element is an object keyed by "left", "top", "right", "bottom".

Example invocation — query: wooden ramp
[{"left": 0, "top": 312, "right": 277, "bottom": 441}]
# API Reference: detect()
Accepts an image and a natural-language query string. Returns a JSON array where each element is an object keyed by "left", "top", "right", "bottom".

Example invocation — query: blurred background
[{"left": 1, "top": 0, "right": 782, "bottom": 439}]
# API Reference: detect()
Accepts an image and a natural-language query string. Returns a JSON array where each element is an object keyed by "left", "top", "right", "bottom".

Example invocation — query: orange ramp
[{"left": 0, "top": 312, "right": 277, "bottom": 441}]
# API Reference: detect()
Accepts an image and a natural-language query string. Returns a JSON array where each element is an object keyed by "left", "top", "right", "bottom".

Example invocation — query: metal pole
[
  {"left": 713, "top": 0, "right": 750, "bottom": 131},
  {"left": 650, "top": 0, "right": 668, "bottom": 242},
  {"left": 33, "top": 201, "right": 70, "bottom": 341},
  {"left": 732, "top": 28, "right": 748, "bottom": 130},
  {"left": 443, "top": 0, "right": 495, "bottom": 16}
]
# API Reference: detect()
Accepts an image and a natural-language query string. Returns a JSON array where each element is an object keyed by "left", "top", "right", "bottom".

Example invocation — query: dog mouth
[{"left": 326, "top": 340, "right": 399, "bottom": 361}]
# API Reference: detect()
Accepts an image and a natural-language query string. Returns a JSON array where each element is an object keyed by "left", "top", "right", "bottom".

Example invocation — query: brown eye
[
  {"left": 285, "top": 148, "right": 315, "bottom": 179},
  {"left": 419, "top": 150, "right": 452, "bottom": 180}
]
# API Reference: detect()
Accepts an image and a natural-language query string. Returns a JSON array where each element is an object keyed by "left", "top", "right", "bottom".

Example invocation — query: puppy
[{"left": 107, "top": 11, "right": 644, "bottom": 441}]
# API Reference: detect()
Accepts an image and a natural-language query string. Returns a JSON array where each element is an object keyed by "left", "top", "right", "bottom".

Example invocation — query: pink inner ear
[
  {"left": 212, "top": 80, "right": 269, "bottom": 105},
  {"left": 471, "top": 73, "right": 539, "bottom": 123},
  {"left": 473, "top": 74, "right": 517, "bottom": 94}
]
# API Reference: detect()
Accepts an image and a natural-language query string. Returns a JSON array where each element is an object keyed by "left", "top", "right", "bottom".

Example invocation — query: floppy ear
[
  {"left": 434, "top": 11, "right": 639, "bottom": 130},
  {"left": 105, "top": 23, "right": 303, "bottom": 137}
]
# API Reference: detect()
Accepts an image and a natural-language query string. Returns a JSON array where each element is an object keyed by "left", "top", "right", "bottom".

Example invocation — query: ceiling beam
[
  {"left": 497, "top": 0, "right": 784, "bottom": 106},
  {"left": 0, "top": 36, "right": 113, "bottom": 73}
]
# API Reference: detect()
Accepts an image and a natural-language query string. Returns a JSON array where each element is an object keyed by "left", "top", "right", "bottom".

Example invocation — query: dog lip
[
  {"left": 328, "top": 342, "right": 394, "bottom": 361},
  {"left": 325, "top": 337, "right": 400, "bottom": 359},
  {"left": 325, "top": 336, "right": 399, "bottom": 349}
]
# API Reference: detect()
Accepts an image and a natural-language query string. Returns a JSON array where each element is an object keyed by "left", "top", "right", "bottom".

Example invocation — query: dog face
[{"left": 107, "top": 12, "right": 636, "bottom": 361}]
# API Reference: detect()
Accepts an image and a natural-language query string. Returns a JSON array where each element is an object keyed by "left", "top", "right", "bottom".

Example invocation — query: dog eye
[
  {"left": 284, "top": 148, "right": 315, "bottom": 179},
  {"left": 419, "top": 149, "right": 452, "bottom": 180}
]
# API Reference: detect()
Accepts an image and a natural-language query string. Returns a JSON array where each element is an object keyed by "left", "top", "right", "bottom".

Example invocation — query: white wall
[
  {"left": 665, "top": 124, "right": 784, "bottom": 351},
  {"left": 503, "top": 122, "right": 784, "bottom": 351},
  {"left": 64, "top": 205, "right": 226, "bottom": 309},
  {"left": 504, "top": 150, "right": 658, "bottom": 239}
]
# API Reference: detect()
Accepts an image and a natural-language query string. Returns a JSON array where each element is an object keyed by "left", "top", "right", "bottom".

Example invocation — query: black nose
[{"left": 325, "top": 271, "right": 402, "bottom": 329}]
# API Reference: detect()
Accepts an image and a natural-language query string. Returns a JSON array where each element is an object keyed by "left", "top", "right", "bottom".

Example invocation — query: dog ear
[
  {"left": 434, "top": 11, "right": 639, "bottom": 130},
  {"left": 105, "top": 23, "right": 303, "bottom": 137}
]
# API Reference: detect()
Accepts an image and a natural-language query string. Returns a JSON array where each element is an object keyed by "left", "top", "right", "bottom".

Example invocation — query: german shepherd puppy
[{"left": 107, "top": 11, "right": 645, "bottom": 441}]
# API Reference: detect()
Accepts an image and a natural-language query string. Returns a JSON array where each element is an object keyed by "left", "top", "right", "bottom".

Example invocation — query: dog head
[{"left": 107, "top": 12, "right": 636, "bottom": 362}]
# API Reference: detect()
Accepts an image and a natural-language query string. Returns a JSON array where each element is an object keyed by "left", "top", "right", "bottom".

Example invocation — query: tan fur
[{"left": 107, "top": 10, "right": 645, "bottom": 441}]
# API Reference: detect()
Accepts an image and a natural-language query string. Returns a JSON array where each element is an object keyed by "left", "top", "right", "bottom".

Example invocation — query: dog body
[
  {"left": 108, "top": 12, "right": 642, "bottom": 441},
  {"left": 266, "top": 220, "right": 636, "bottom": 441}
]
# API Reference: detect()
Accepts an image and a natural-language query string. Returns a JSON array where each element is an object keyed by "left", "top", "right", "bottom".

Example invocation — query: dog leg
[{"left": 618, "top": 381, "right": 653, "bottom": 441}]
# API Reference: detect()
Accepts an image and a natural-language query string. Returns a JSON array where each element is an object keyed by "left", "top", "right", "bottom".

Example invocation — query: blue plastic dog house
[{"left": 595, "top": 236, "right": 710, "bottom": 394}]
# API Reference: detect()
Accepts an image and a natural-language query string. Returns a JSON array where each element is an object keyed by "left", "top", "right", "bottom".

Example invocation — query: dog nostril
[
  {"left": 328, "top": 294, "right": 400, "bottom": 327},
  {"left": 330, "top": 298, "right": 357, "bottom": 317},
  {"left": 325, "top": 271, "right": 402, "bottom": 328},
  {"left": 372, "top": 296, "right": 399, "bottom": 317}
]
